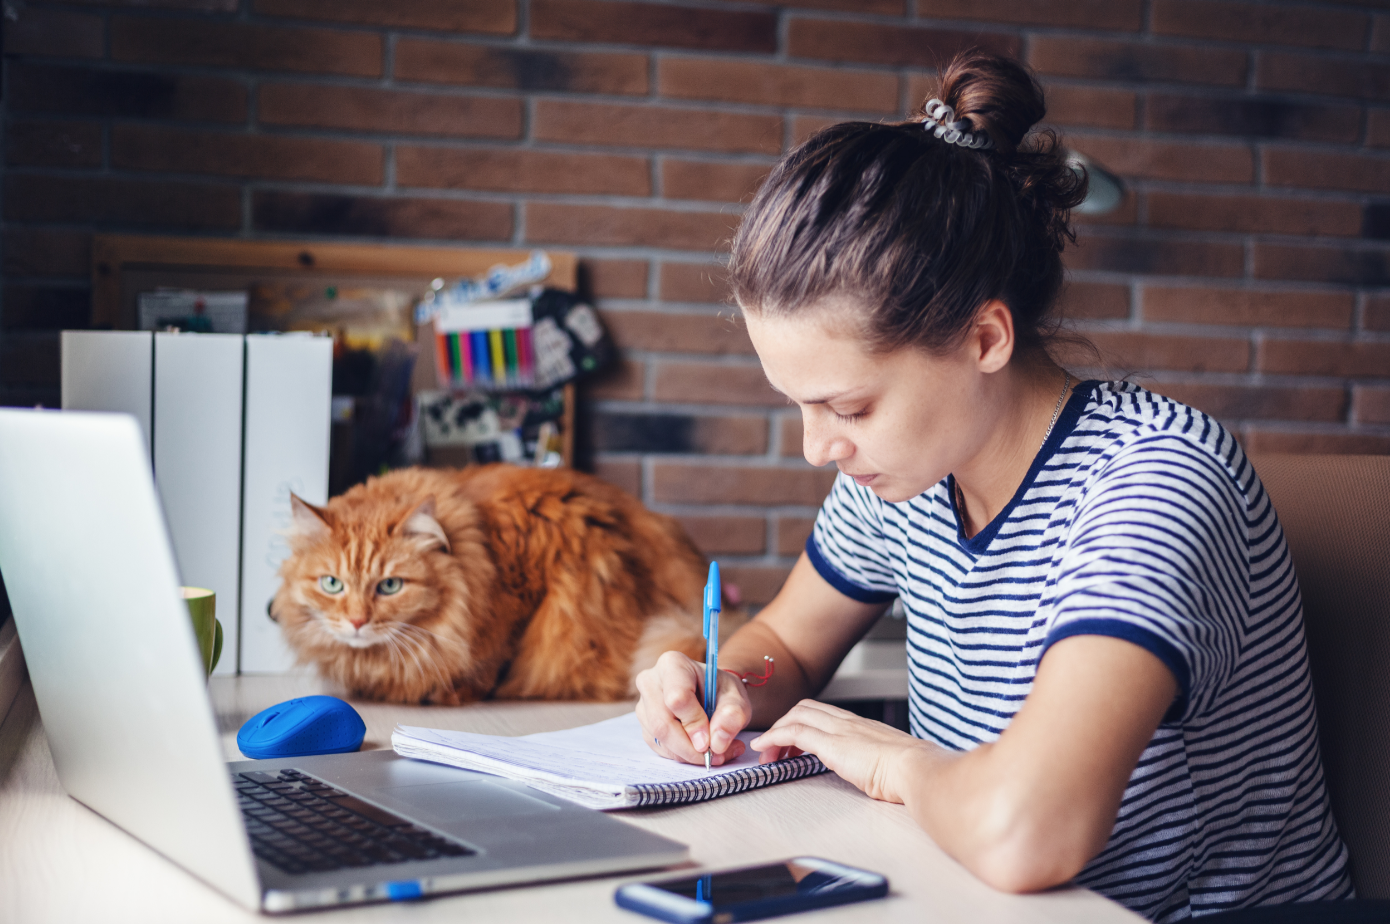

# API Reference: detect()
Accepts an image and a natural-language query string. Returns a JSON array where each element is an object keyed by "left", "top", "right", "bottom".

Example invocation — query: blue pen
[{"left": 702, "top": 561, "right": 721, "bottom": 772}]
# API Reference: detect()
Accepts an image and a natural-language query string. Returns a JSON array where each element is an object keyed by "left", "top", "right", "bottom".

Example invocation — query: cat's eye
[
  {"left": 376, "top": 577, "right": 404, "bottom": 596},
  {"left": 319, "top": 575, "right": 344, "bottom": 594}
]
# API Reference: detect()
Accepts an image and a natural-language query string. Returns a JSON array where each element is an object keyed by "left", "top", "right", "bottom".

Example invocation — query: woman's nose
[{"left": 802, "top": 416, "right": 851, "bottom": 468}]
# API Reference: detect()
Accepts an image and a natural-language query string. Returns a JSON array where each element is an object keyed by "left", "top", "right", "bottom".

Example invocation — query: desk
[{"left": 0, "top": 675, "right": 1141, "bottom": 924}]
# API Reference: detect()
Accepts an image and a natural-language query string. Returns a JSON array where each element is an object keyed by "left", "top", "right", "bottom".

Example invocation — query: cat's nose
[{"left": 349, "top": 616, "right": 369, "bottom": 630}]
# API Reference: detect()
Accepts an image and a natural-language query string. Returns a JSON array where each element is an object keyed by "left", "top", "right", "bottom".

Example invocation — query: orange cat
[{"left": 269, "top": 465, "right": 717, "bottom": 704}]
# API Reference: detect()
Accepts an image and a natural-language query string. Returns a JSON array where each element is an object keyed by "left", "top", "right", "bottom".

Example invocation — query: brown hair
[{"left": 728, "top": 51, "right": 1087, "bottom": 356}]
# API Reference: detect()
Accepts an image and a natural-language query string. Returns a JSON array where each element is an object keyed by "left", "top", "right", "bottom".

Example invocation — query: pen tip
[{"left": 705, "top": 752, "right": 711, "bottom": 772}]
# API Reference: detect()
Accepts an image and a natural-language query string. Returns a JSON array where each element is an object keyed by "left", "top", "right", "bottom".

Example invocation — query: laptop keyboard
[{"left": 233, "top": 769, "right": 476, "bottom": 875}]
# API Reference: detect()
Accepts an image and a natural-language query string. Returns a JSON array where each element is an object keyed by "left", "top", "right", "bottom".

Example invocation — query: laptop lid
[{"left": 0, "top": 409, "right": 261, "bottom": 908}]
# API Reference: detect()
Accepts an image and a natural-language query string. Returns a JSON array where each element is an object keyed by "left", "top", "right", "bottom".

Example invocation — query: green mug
[{"left": 182, "top": 587, "right": 223, "bottom": 678}]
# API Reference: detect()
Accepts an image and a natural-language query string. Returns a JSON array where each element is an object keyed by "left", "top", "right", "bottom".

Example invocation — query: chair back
[{"left": 1254, "top": 454, "right": 1390, "bottom": 898}]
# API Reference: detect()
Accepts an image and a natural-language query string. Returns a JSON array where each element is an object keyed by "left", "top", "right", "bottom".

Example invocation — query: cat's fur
[{"left": 269, "top": 465, "right": 715, "bottom": 704}]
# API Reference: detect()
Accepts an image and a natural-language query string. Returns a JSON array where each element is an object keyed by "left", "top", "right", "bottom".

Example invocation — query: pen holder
[{"left": 182, "top": 587, "right": 223, "bottom": 679}]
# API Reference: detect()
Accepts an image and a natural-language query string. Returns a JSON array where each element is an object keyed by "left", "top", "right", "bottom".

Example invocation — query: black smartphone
[{"left": 614, "top": 857, "right": 888, "bottom": 924}]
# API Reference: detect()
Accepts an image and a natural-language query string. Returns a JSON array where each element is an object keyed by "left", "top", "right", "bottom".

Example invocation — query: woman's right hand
[{"left": 636, "top": 650, "right": 751, "bottom": 766}]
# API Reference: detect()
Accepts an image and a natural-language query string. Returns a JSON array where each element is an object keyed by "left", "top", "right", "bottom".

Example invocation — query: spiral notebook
[{"left": 391, "top": 712, "right": 826, "bottom": 811}]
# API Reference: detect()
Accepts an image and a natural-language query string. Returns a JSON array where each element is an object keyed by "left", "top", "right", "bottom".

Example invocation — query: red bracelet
[{"left": 721, "top": 656, "right": 775, "bottom": 687}]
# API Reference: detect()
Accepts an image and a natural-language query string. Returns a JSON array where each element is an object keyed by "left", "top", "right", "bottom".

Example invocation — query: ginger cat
[{"left": 270, "top": 465, "right": 716, "bottom": 704}]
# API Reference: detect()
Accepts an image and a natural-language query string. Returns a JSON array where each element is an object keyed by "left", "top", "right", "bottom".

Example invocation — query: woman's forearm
[{"left": 717, "top": 617, "right": 817, "bottom": 729}]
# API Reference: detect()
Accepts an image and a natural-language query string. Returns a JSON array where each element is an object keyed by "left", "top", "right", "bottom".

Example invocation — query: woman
[{"left": 634, "top": 52, "right": 1351, "bottom": 921}]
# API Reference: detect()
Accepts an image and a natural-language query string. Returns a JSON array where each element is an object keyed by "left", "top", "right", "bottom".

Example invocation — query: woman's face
[{"left": 744, "top": 308, "right": 995, "bottom": 504}]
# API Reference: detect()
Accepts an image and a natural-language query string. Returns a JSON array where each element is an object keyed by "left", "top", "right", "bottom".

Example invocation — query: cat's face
[{"left": 275, "top": 494, "right": 454, "bottom": 654}]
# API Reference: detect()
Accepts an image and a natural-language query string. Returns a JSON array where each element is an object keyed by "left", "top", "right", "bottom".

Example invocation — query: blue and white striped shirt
[{"left": 808, "top": 380, "right": 1351, "bottom": 921}]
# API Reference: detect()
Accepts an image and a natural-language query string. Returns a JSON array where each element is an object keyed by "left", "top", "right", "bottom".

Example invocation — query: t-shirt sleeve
[
  {"left": 1043, "top": 435, "right": 1250, "bottom": 722},
  {"left": 806, "top": 473, "right": 898, "bottom": 604}
]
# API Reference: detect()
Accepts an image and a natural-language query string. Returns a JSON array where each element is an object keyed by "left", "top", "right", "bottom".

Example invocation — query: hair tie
[{"left": 921, "top": 99, "right": 993, "bottom": 150}]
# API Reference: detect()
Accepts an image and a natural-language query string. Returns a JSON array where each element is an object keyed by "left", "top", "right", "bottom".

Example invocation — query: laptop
[{"left": 0, "top": 408, "right": 687, "bottom": 912}]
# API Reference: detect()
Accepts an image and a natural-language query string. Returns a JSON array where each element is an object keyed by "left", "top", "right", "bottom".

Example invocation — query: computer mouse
[{"left": 237, "top": 695, "right": 366, "bottom": 760}]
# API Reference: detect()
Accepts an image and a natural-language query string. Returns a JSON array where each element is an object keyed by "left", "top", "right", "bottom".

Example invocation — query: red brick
[
  {"left": 708, "top": 0, "right": 902, "bottom": 11},
  {"left": 111, "top": 16, "right": 382, "bottom": 77},
  {"left": 659, "top": 57, "right": 898, "bottom": 113},
  {"left": 1366, "top": 295, "right": 1390, "bottom": 331},
  {"left": 1068, "top": 135, "right": 1253, "bottom": 183},
  {"left": 1256, "top": 53, "right": 1390, "bottom": 102},
  {"left": 4, "top": 174, "right": 241, "bottom": 230},
  {"left": 524, "top": 203, "right": 734, "bottom": 252},
  {"left": 592, "top": 458, "right": 641, "bottom": 498},
  {"left": 776, "top": 516, "right": 816, "bottom": 556},
  {"left": 582, "top": 260, "right": 648, "bottom": 299},
  {"left": 60, "top": 0, "right": 235, "bottom": 8},
  {"left": 691, "top": 417, "right": 768, "bottom": 455},
  {"left": 662, "top": 160, "right": 770, "bottom": 203},
  {"left": 1029, "top": 36, "right": 1247, "bottom": 87},
  {"left": 602, "top": 309, "right": 753, "bottom": 355},
  {"left": 594, "top": 411, "right": 766, "bottom": 454},
  {"left": 677, "top": 516, "right": 768, "bottom": 556},
  {"left": 397, "top": 147, "right": 649, "bottom": 196},
  {"left": 3, "top": 8, "right": 104, "bottom": 58},
  {"left": 1150, "top": 382, "right": 1347, "bottom": 422},
  {"left": 652, "top": 463, "right": 836, "bottom": 506},
  {"left": 2, "top": 284, "right": 90, "bottom": 331},
  {"left": 253, "top": 191, "right": 513, "bottom": 241},
  {"left": 1143, "top": 287, "right": 1354, "bottom": 329},
  {"left": 1375, "top": 14, "right": 1390, "bottom": 54},
  {"left": 253, "top": 0, "right": 516, "bottom": 33},
  {"left": 1354, "top": 386, "right": 1390, "bottom": 425},
  {"left": 1056, "top": 281, "right": 1129, "bottom": 321},
  {"left": 1245, "top": 429, "right": 1390, "bottom": 454},
  {"left": 5, "top": 120, "right": 102, "bottom": 169},
  {"left": 1060, "top": 332, "right": 1251, "bottom": 374},
  {"left": 917, "top": 0, "right": 1141, "bottom": 30},
  {"left": 0, "top": 333, "right": 60, "bottom": 387},
  {"left": 1147, "top": 192, "right": 1361, "bottom": 237},
  {"left": 1042, "top": 85, "right": 1138, "bottom": 130},
  {"left": 719, "top": 566, "right": 792, "bottom": 605},
  {"left": 112, "top": 126, "right": 382, "bottom": 185},
  {"left": 1145, "top": 93, "right": 1361, "bottom": 142},
  {"left": 787, "top": 18, "right": 1019, "bottom": 68},
  {"left": 259, "top": 84, "right": 521, "bottom": 139},
  {"left": 8, "top": 63, "right": 246, "bottom": 123},
  {"left": 1258, "top": 339, "right": 1390, "bottom": 377},
  {"left": 661, "top": 262, "right": 732, "bottom": 304},
  {"left": 1065, "top": 234, "right": 1245, "bottom": 278},
  {"left": 780, "top": 415, "right": 804, "bottom": 458},
  {"left": 1253, "top": 243, "right": 1390, "bottom": 287},
  {"left": 1263, "top": 148, "right": 1390, "bottom": 194},
  {"left": 1152, "top": 0, "right": 1369, "bottom": 51},
  {"left": 587, "top": 359, "right": 646, "bottom": 401},
  {"left": 394, "top": 40, "right": 647, "bottom": 95},
  {"left": 534, "top": 100, "right": 781, "bottom": 155},
  {"left": 2, "top": 229, "right": 91, "bottom": 278},
  {"left": 532, "top": 0, "right": 776, "bottom": 53},
  {"left": 653, "top": 362, "right": 783, "bottom": 406},
  {"left": 1369, "top": 110, "right": 1390, "bottom": 148},
  {"left": 791, "top": 115, "right": 842, "bottom": 147},
  {"left": 1071, "top": 189, "right": 1139, "bottom": 229}
]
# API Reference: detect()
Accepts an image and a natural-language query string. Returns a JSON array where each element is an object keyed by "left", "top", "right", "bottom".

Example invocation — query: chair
[{"left": 1253, "top": 454, "right": 1390, "bottom": 900}]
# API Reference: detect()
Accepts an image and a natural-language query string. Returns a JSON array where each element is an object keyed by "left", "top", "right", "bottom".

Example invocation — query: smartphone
[{"left": 614, "top": 857, "right": 888, "bottom": 924}]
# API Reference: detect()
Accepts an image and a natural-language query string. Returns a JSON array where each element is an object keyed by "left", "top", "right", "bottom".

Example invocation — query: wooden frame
[{"left": 91, "top": 235, "right": 578, "bottom": 465}]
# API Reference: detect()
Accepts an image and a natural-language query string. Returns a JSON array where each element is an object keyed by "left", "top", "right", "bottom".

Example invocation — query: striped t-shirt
[{"left": 808, "top": 380, "right": 1352, "bottom": 921}]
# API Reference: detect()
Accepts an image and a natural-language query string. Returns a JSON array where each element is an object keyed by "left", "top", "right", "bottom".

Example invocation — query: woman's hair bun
[{"left": 928, "top": 51, "right": 1046, "bottom": 155}]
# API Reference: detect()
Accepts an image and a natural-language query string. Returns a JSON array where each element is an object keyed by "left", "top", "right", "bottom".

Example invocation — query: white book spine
[
  {"left": 60, "top": 331, "right": 154, "bottom": 454},
  {"left": 238, "top": 335, "right": 333, "bottom": 674},
  {"left": 152, "top": 333, "right": 246, "bottom": 676}
]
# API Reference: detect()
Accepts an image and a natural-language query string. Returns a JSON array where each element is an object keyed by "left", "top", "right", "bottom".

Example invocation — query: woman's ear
[
  {"left": 288, "top": 494, "right": 331, "bottom": 541},
  {"left": 972, "top": 300, "right": 1016, "bottom": 374},
  {"left": 402, "top": 497, "right": 450, "bottom": 553}
]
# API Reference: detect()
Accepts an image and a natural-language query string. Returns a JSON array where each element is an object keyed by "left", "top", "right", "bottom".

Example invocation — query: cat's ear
[
  {"left": 402, "top": 496, "right": 450, "bottom": 553},
  {"left": 288, "top": 493, "right": 332, "bottom": 541}
]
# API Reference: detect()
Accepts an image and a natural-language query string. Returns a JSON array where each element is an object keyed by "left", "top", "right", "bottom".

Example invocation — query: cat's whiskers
[{"left": 387, "top": 623, "right": 456, "bottom": 698}]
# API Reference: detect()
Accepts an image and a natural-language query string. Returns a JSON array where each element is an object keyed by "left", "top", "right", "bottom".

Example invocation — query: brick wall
[{"left": 3, "top": 0, "right": 1389, "bottom": 603}]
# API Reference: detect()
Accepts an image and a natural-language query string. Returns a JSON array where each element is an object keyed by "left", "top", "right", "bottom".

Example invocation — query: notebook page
[{"left": 396, "top": 712, "right": 766, "bottom": 787}]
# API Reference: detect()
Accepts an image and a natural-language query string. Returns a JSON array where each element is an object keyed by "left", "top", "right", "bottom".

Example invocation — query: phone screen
[{"left": 645, "top": 860, "right": 866, "bottom": 906}]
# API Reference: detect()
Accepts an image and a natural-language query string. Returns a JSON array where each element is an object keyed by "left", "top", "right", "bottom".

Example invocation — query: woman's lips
[{"left": 849, "top": 473, "right": 878, "bottom": 486}]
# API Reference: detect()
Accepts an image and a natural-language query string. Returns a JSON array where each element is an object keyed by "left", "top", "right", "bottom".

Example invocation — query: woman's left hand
[{"left": 750, "top": 700, "right": 939, "bottom": 804}]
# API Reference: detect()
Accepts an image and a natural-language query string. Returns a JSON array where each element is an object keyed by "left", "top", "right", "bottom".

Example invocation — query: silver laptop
[{"left": 0, "top": 408, "right": 686, "bottom": 912}]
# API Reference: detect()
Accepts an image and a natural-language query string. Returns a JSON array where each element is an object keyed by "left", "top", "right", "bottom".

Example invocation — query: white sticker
[{"left": 563, "top": 303, "right": 604, "bottom": 347}]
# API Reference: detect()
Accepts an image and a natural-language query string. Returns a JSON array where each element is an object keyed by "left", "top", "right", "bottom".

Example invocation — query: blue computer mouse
[{"left": 237, "top": 695, "right": 366, "bottom": 759}]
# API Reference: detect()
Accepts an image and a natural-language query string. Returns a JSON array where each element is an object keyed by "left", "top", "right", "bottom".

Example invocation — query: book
[{"left": 391, "top": 712, "right": 827, "bottom": 811}]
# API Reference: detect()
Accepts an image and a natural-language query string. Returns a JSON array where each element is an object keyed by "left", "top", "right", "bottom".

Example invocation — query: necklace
[{"left": 955, "top": 371, "right": 1071, "bottom": 533}]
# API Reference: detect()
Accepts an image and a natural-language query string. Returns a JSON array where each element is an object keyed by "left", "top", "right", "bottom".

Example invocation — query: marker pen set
[{"left": 433, "top": 299, "right": 535, "bottom": 391}]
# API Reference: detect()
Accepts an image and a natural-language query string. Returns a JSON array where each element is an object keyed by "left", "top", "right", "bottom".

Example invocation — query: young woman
[{"left": 634, "top": 53, "right": 1352, "bottom": 922}]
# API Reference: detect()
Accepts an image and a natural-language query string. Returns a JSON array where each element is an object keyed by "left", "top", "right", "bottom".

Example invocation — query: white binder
[
  {"left": 238, "top": 335, "right": 334, "bottom": 674},
  {"left": 60, "top": 331, "right": 154, "bottom": 454}
]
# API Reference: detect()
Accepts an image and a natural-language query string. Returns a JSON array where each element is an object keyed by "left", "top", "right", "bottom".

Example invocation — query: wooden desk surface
[{"left": 0, "top": 675, "right": 1141, "bottom": 924}]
